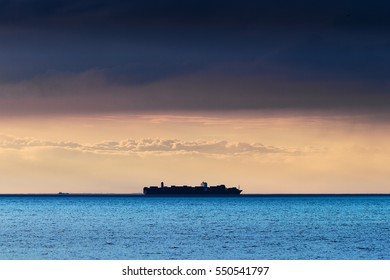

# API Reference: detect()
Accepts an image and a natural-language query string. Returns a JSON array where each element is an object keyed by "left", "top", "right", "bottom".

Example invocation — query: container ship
[{"left": 143, "top": 182, "right": 242, "bottom": 196}]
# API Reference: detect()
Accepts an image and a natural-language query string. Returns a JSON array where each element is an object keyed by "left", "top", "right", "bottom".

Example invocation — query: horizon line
[{"left": 0, "top": 193, "right": 390, "bottom": 197}]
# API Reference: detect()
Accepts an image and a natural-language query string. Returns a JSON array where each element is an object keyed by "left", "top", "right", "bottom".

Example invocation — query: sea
[{"left": 0, "top": 195, "right": 389, "bottom": 260}]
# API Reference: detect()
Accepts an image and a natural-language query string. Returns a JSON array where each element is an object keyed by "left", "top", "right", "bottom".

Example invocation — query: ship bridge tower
[{"left": 201, "top": 181, "right": 208, "bottom": 188}]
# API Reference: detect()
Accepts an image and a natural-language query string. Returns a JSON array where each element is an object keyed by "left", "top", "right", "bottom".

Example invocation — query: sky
[{"left": 0, "top": 0, "right": 389, "bottom": 193}]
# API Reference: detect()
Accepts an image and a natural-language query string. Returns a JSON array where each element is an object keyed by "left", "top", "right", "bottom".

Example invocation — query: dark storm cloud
[
  {"left": 0, "top": 0, "right": 389, "bottom": 116},
  {"left": 1, "top": 0, "right": 390, "bottom": 28}
]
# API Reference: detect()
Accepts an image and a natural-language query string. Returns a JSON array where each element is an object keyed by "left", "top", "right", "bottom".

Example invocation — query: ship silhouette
[{"left": 143, "top": 181, "right": 242, "bottom": 196}]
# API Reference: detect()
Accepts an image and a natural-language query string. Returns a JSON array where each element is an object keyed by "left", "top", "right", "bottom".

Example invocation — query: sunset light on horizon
[{"left": 1, "top": 111, "right": 389, "bottom": 194}]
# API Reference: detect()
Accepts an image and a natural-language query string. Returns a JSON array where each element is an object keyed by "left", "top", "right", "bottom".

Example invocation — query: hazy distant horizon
[{"left": 1, "top": 191, "right": 390, "bottom": 196}]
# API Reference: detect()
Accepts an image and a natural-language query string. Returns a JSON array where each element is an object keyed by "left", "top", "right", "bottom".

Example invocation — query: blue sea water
[{"left": 0, "top": 195, "right": 389, "bottom": 260}]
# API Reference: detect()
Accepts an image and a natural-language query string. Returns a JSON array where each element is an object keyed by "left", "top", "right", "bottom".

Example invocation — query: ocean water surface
[{"left": 0, "top": 195, "right": 389, "bottom": 259}]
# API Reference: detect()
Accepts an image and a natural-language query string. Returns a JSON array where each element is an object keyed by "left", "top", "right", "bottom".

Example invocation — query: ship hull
[{"left": 143, "top": 186, "right": 242, "bottom": 196}]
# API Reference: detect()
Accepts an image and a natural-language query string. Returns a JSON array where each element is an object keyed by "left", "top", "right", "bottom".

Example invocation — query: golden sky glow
[{"left": 0, "top": 113, "right": 389, "bottom": 194}]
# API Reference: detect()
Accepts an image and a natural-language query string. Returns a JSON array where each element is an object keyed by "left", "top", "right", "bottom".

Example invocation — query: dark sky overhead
[{"left": 0, "top": 0, "right": 389, "bottom": 116}]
